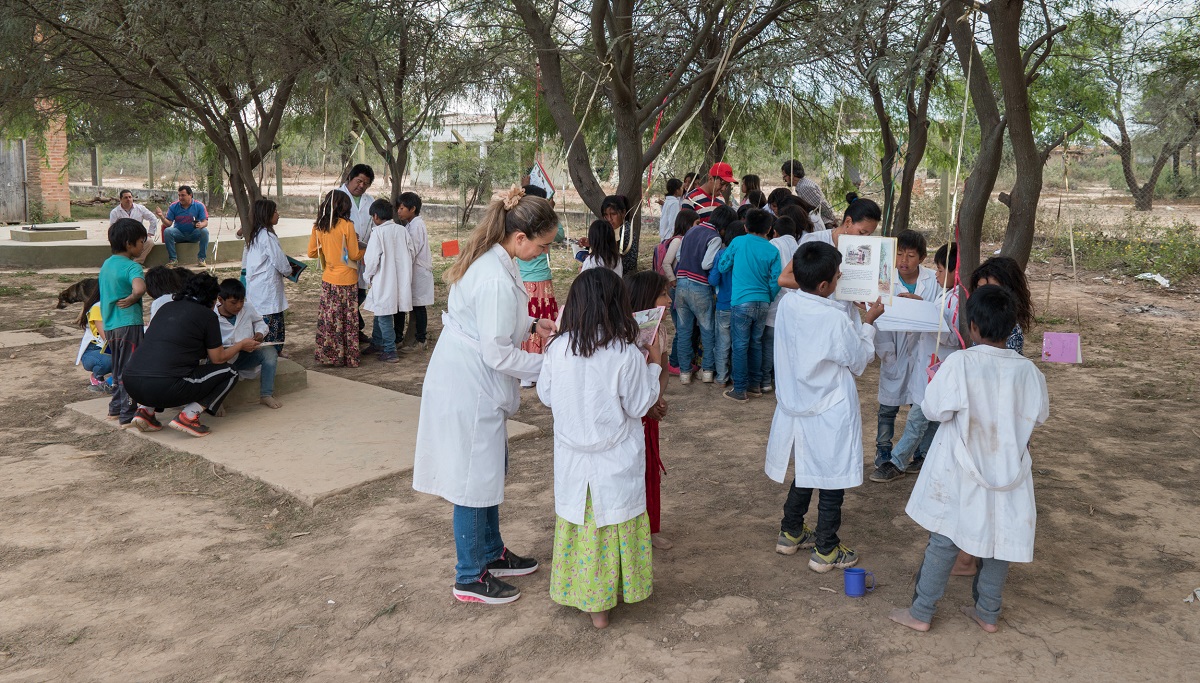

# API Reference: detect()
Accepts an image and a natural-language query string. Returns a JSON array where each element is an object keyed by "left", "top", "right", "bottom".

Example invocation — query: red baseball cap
[{"left": 708, "top": 162, "right": 737, "bottom": 184}]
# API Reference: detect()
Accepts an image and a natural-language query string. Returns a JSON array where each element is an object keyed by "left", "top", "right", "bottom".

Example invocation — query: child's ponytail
[{"left": 444, "top": 186, "right": 558, "bottom": 284}]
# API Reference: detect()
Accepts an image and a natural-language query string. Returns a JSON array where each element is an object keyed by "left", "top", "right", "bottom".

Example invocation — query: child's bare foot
[
  {"left": 214, "top": 405, "right": 226, "bottom": 418},
  {"left": 960, "top": 606, "right": 998, "bottom": 632},
  {"left": 950, "top": 551, "right": 978, "bottom": 576},
  {"left": 889, "top": 608, "right": 931, "bottom": 632},
  {"left": 260, "top": 395, "right": 282, "bottom": 409},
  {"left": 589, "top": 610, "right": 610, "bottom": 629},
  {"left": 651, "top": 533, "right": 673, "bottom": 550}
]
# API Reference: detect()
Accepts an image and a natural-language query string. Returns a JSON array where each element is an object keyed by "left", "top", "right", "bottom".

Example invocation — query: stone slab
[
  {"left": 10, "top": 228, "right": 88, "bottom": 242},
  {"left": 0, "top": 326, "right": 80, "bottom": 349},
  {"left": 224, "top": 357, "right": 308, "bottom": 405},
  {"left": 66, "top": 371, "right": 541, "bottom": 506}
]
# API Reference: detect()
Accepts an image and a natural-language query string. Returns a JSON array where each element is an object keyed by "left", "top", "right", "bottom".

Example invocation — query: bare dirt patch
[{"left": 0, "top": 240, "right": 1197, "bottom": 682}]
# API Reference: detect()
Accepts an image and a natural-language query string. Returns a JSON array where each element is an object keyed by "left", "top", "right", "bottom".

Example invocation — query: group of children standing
[{"left": 541, "top": 162, "right": 1050, "bottom": 633}]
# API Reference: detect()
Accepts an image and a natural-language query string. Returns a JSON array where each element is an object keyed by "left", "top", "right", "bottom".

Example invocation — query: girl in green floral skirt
[{"left": 537, "top": 268, "right": 664, "bottom": 628}]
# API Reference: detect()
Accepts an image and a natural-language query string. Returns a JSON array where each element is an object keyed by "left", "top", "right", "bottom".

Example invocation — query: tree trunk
[
  {"left": 700, "top": 92, "right": 728, "bottom": 169},
  {"left": 991, "top": 0, "right": 1042, "bottom": 269},
  {"left": 947, "top": 0, "right": 1006, "bottom": 288},
  {"left": 386, "top": 140, "right": 410, "bottom": 202},
  {"left": 1132, "top": 186, "right": 1153, "bottom": 211},
  {"left": 866, "top": 77, "right": 898, "bottom": 235},
  {"left": 893, "top": 108, "right": 930, "bottom": 234}
]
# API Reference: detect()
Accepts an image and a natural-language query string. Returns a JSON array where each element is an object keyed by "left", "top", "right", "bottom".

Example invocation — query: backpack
[{"left": 653, "top": 236, "right": 680, "bottom": 276}]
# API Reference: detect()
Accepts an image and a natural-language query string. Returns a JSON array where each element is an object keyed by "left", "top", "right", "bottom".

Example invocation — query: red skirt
[
  {"left": 643, "top": 416, "right": 665, "bottom": 534},
  {"left": 521, "top": 279, "right": 558, "bottom": 354}
]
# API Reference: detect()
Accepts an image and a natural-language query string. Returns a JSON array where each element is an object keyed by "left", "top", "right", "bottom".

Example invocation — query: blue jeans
[
  {"left": 714, "top": 309, "right": 731, "bottom": 383},
  {"left": 910, "top": 532, "right": 1010, "bottom": 625},
  {"left": 231, "top": 346, "right": 278, "bottom": 397},
  {"left": 731, "top": 301, "right": 769, "bottom": 393},
  {"left": 668, "top": 289, "right": 680, "bottom": 368},
  {"left": 675, "top": 279, "right": 715, "bottom": 372},
  {"left": 81, "top": 344, "right": 112, "bottom": 379},
  {"left": 371, "top": 313, "right": 397, "bottom": 353},
  {"left": 762, "top": 325, "right": 776, "bottom": 388},
  {"left": 453, "top": 504, "right": 504, "bottom": 584},
  {"left": 877, "top": 403, "right": 936, "bottom": 470},
  {"left": 164, "top": 226, "right": 210, "bottom": 261}
]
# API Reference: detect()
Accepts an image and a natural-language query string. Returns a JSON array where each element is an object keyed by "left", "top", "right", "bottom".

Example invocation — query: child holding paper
[
  {"left": 766, "top": 241, "right": 884, "bottom": 570},
  {"left": 871, "top": 230, "right": 942, "bottom": 484},
  {"left": 538, "top": 268, "right": 663, "bottom": 628},
  {"left": 889, "top": 285, "right": 1049, "bottom": 633},
  {"left": 628, "top": 270, "right": 673, "bottom": 550}
]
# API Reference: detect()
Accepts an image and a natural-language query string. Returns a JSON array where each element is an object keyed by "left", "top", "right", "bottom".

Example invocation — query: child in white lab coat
[
  {"left": 538, "top": 267, "right": 663, "bottom": 629},
  {"left": 890, "top": 285, "right": 1049, "bottom": 633},
  {"left": 395, "top": 192, "right": 433, "bottom": 353},
  {"left": 215, "top": 278, "right": 279, "bottom": 408},
  {"left": 871, "top": 229, "right": 943, "bottom": 484},
  {"left": 765, "top": 241, "right": 884, "bottom": 572},
  {"left": 362, "top": 199, "right": 415, "bottom": 363}
]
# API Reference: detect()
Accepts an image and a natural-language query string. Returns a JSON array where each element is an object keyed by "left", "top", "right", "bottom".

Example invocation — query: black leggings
[{"left": 124, "top": 364, "right": 239, "bottom": 415}]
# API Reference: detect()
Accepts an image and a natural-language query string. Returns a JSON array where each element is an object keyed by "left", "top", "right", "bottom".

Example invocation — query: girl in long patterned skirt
[{"left": 307, "top": 190, "right": 363, "bottom": 368}]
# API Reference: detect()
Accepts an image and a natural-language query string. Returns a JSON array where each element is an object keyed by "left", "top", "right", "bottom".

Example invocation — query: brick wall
[{"left": 25, "top": 112, "right": 71, "bottom": 220}]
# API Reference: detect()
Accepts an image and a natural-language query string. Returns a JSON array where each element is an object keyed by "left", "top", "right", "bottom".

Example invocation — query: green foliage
[{"left": 1049, "top": 217, "right": 1200, "bottom": 282}]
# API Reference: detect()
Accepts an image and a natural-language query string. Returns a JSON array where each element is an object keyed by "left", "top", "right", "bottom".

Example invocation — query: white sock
[{"left": 182, "top": 403, "right": 203, "bottom": 419}]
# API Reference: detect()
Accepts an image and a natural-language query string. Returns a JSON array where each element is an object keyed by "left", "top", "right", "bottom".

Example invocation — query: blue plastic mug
[{"left": 843, "top": 568, "right": 875, "bottom": 597}]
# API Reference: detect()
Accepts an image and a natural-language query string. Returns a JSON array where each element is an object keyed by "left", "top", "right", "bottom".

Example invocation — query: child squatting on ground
[
  {"left": 537, "top": 268, "right": 663, "bottom": 629},
  {"left": 890, "top": 285, "right": 1049, "bottom": 633},
  {"left": 216, "top": 279, "right": 282, "bottom": 409},
  {"left": 765, "top": 241, "right": 885, "bottom": 572}
]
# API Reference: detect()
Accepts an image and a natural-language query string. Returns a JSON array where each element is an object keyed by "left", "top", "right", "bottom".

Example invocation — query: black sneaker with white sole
[
  {"left": 486, "top": 548, "right": 539, "bottom": 577},
  {"left": 453, "top": 572, "right": 521, "bottom": 605},
  {"left": 869, "top": 462, "right": 906, "bottom": 483}
]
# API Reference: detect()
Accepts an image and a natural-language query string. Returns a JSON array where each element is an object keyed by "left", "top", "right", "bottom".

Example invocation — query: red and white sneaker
[
  {"left": 169, "top": 412, "right": 211, "bottom": 438},
  {"left": 452, "top": 572, "right": 521, "bottom": 605},
  {"left": 131, "top": 408, "right": 164, "bottom": 432}
]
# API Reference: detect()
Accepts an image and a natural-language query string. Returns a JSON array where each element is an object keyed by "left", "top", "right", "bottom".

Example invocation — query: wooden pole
[{"left": 146, "top": 147, "right": 154, "bottom": 189}]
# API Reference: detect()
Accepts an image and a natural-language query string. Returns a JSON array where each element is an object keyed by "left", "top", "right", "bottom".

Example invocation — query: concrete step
[{"left": 225, "top": 357, "right": 307, "bottom": 406}]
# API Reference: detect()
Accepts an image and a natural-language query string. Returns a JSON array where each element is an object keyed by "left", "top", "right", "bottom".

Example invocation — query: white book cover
[{"left": 835, "top": 235, "right": 897, "bottom": 306}]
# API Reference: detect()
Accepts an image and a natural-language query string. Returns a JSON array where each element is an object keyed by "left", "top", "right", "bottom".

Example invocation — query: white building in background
[{"left": 408, "top": 112, "right": 523, "bottom": 188}]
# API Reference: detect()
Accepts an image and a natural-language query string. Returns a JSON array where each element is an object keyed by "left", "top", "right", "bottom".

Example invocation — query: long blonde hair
[{"left": 444, "top": 188, "right": 558, "bottom": 284}]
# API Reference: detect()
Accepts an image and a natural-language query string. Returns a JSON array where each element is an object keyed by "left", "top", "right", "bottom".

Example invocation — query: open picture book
[{"left": 835, "top": 235, "right": 897, "bottom": 306}]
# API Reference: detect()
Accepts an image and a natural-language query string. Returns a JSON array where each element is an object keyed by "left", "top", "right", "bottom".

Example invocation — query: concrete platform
[
  {"left": 0, "top": 217, "right": 313, "bottom": 269},
  {"left": 224, "top": 357, "right": 308, "bottom": 405},
  {"left": 66, "top": 371, "right": 541, "bottom": 505},
  {"left": 10, "top": 227, "right": 87, "bottom": 242},
  {"left": 0, "top": 326, "right": 80, "bottom": 349}
]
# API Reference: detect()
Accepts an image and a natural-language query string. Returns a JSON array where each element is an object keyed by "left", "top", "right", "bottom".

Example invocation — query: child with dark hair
[
  {"left": 538, "top": 268, "right": 663, "bottom": 629},
  {"left": 364, "top": 198, "right": 415, "bottom": 363},
  {"left": 244, "top": 198, "right": 292, "bottom": 357},
  {"left": 75, "top": 287, "right": 112, "bottom": 392},
  {"left": 766, "top": 187, "right": 793, "bottom": 215},
  {"left": 968, "top": 256, "right": 1033, "bottom": 354},
  {"left": 871, "top": 229, "right": 943, "bottom": 483},
  {"left": 215, "top": 278, "right": 280, "bottom": 409},
  {"left": 660, "top": 208, "right": 700, "bottom": 374},
  {"left": 708, "top": 220, "right": 747, "bottom": 387},
  {"left": 890, "top": 285, "right": 1048, "bottom": 634},
  {"left": 767, "top": 242, "right": 884, "bottom": 570},
  {"left": 99, "top": 218, "right": 148, "bottom": 426},
  {"left": 309, "top": 190, "right": 364, "bottom": 367},
  {"left": 581, "top": 219, "right": 623, "bottom": 276},
  {"left": 146, "top": 265, "right": 184, "bottom": 322},
  {"left": 716, "top": 209, "right": 782, "bottom": 401},
  {"left": 627, "top": 270, "right": 673, "bottom": 550},
  {"left": 740, "top": 174, "right": 762, "bottom": 205},
  {"left": 762, "top": 215, "right": 800, "bottom": 393},
  {"left": 515, "top": 187, "right": 565, "bottom": 367},
  {"left": 395, "top": 191, "right": 434, "bottom": 353},
  {"left": 659, "top": 178, "right": 684, "bottom": 242},
  {"left": 746, "top": 189, "right": 767, "bottom": 209}
]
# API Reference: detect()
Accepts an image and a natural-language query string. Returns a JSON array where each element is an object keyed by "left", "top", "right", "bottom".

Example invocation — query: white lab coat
[
  {"left": 361, "top": 220, "right": 415, "bottom": 316},
  {"left": 905, "top": 345, "right": 1049, "bottom": 562},
  {"left": 215, "top": 300, "right": 268, "bottom": 373},
  {"left": 875, "top": 266, "right": 942, "bottom": 406},
  {"left": 929, "top": 285, "right": 964, "bottom": 362},
  {"left": 405, "top": 215, "right": 435, "bottom": 307},
  {"left": 580, "top": 255, "right": 623, "bottom": 278},
  {"left": 765, "top": 290, "right": 876, "bottom": 489},
  {"left": 659, "top": 195, "right": 682, "bottom": 242},
  {"left": 243, "top": 230, "right": 290, "bottom": 316},
  {"left": 412, "top": 244, "right": 542, "bottom": 508},
  {"left": 537, "top": 336, "right": 660, "bottom": 526},
  {"left": 765, "top": 234, "right": 798, "bottom": 327},
  {"left": 338, "top": 184, "right": 375, "bottom": 289}
]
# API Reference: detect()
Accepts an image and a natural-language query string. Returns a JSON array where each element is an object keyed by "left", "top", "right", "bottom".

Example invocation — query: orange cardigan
[{"left": 308, "top": 218, "right": 364, "bottom": 286}]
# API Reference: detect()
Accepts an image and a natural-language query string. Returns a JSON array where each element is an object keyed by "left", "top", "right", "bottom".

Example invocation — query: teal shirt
[
  {"left": 717, "top": 234, "right": 782, "bottom": 306},
  {"left": 516, "top": 223, "right": 565, "bottom": 283},
  {"left": 99, "top": 254, "right": 144, "bottom": 330},
  {"left": 900, "top": 279, "right": 917, "bottom": 294}
]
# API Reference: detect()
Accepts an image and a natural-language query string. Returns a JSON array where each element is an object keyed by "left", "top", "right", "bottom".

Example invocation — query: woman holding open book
[{"left": 412, "top": 186, "right": 559, "bottom": 606}]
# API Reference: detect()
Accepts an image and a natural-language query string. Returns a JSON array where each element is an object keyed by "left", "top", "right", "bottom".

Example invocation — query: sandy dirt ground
[{"left": 1, "top": 225, "right": 1198, "bottom": 682}]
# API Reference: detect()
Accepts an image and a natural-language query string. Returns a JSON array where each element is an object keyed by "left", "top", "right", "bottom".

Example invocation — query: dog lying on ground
[{"left": 56, "top": 278, "right": 98, "bottom": 309}]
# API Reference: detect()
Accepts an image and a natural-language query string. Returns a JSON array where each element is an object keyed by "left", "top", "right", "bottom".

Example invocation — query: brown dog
[{"left": 56, "top": 277, "right": 98, "bottom": 309}]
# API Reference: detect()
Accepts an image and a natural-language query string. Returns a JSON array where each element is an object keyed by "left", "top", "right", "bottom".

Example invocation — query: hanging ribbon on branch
[{"left": 643, "top": 74, "right": 671, "bottom": 207}]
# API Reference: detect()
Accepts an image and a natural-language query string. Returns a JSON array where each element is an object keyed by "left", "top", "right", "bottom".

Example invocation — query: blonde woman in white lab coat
[
  {"left": 537, "top": 268, "right": 664, "bottom": 629},
  {"left": 412, "top": 187, "right": 559, "bottom": 605}
]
